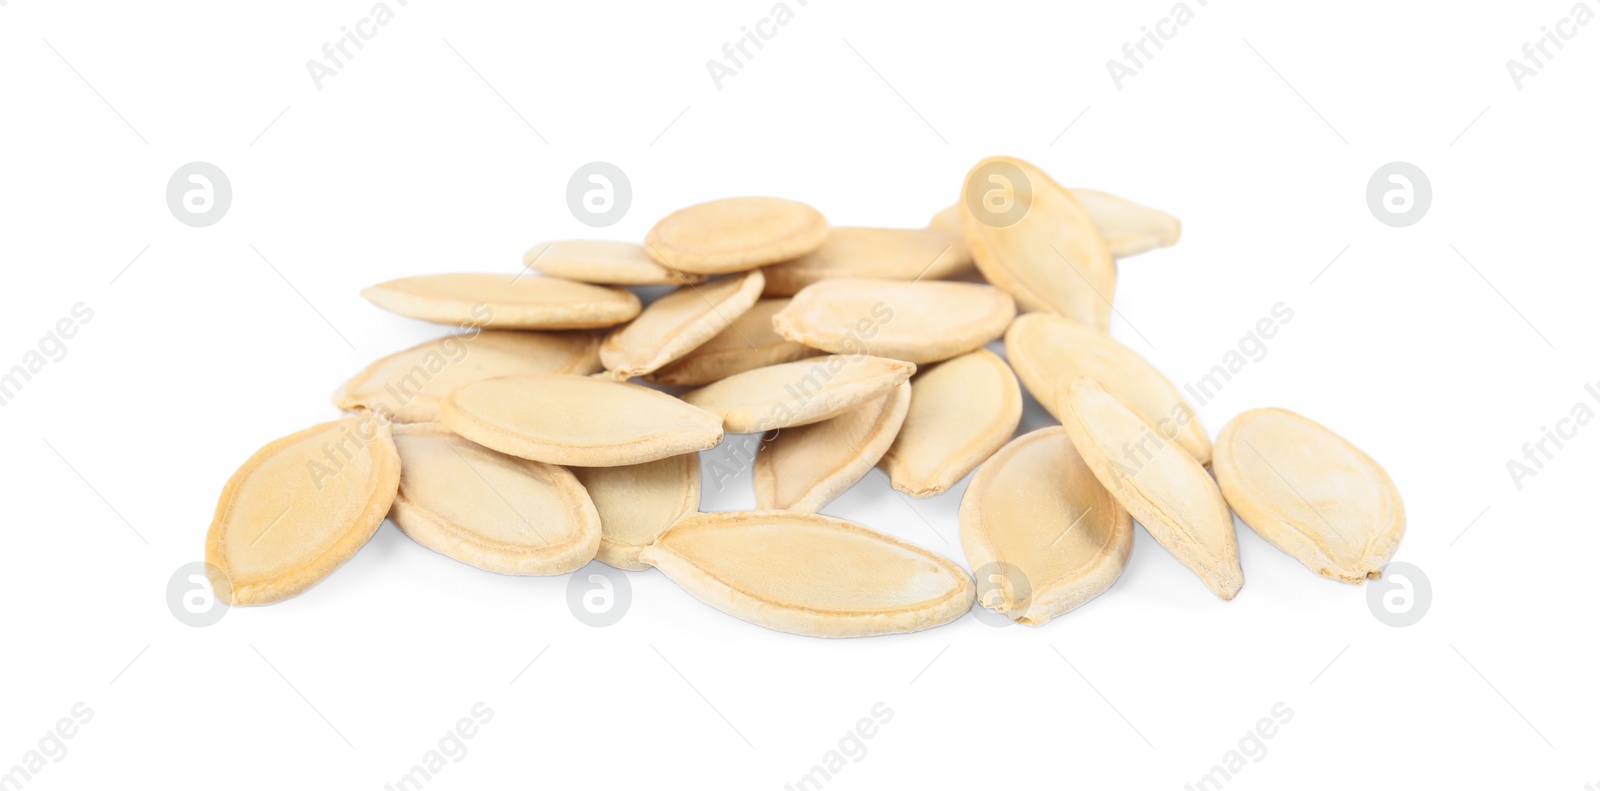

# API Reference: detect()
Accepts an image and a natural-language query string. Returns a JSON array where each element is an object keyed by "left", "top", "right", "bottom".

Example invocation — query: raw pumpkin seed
[
  {"left": 205, "top": 415, "right": 401, "bottom": 605},
  {"left": 960, "top": 427, "right": 1132, "bottom": 625},
  {"left": 679, "top": 355, "right": 915, "bottom": 433},
  {"left": 523, "top": 240, "right": 706, "bottom": 285},
  {"left": 960, "top": 156, "right": 1116, "bottom": 330},
  {"left": 931, "top": 187, "right": 1180, "bottom": 260},
  {"left": 1007, "top": 311, "right": 1211, "bottom": 465},
  {"left": 772, "top": 278, "right": 1016, "bottom": 364},
  {"left": 572, "top": 453, "right": 701, "bottom": 571},
  {"left": 439, "top": 373, "right": 724, "bottom": 466},
  {"left": 638, "top": 510, "right": 975, "bottom": 637},
  {"left": 1056, "top": 377, "right": 1243, "bottom": 600},
  {"left": 1213, "top": 408, "right": 1404, "bottom": 583},
  {"left": 390, "top": 423, "right": 600, "bottom": 574},
  {"left": 760, "top": 227, "right": 971, "bottom": 296},
  {"left": 753, "top": 382, "right": 910, "bottom": 512},
  {"left": 645, "top": 196, "right": 829, "bottom": 275},
  {"left": 361, "top": 273, "right": 641, "bottom": 329},
  {"left": 879, "top": 349, "right": 1022, "bottom": 497},
  {"left": 599, "top": 270, "right": 766, "bottom": 380},
  {"left": 333, "top": 330, "right": 601, "bottom": 423},
  {"left": 645, "top": 298, "right": 821, "bottom": 387}
]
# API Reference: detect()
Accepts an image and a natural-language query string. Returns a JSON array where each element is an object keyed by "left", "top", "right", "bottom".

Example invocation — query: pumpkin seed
[
  {"left": 389, "top": 423, "right": 600, "bottom": 574},
  {"left": 931, "top": 187, "right": 1179, "bottom": 260},
  {"left": 439, "top": 373, "right": 724, "bottom": 466},
  {"left": 1056, "top": 377, "right": 1243, "bottom": 600},
  {"left": 960, "top": 156, "right": 1116, "bottom": 329},
  {"left": 205, "top": 415, "right": 401, "bottom": 605},
  {"left": 760, "top": 227, "right": 971, "bottom": 296},
  {"left": 1007, "top": 311, "right": 1211, "bottom": 465},
  {"left": 572, "top": 454, "right": 701, "bottom": 571},
  {"left": 772, "top": 278, "right": 1016, "bottom": 364},
  {"left": 645, "top": 298, "right": 821, "bottom": 387},
  {"left": 333, "top": 330, "right": 601, "bottom": 423},
  {"left": 879, "top": 349, "right": 1022, "bottom": 497},
  {"left": 960, "top": 427, "right": 1131, "bottom": 625},
  {"left": 638, "top": 510, "right": 975, "bottom": 637},
  {"left": 645, "top": 196, "right": 829, "bottom": 275},
  {"left": 753, "top": 382, "right": 910, "bottom": 512},
  {"left": 523, "top": 240, "right": 706, "bottom": 285},
  {"left": 361, "top": 273, "right": 640, "bottom": 329},
  {"left": 1212, "top": 408, "right": 1404, "bottom": 583},
  {"left": 680, "top": 355, "right": 915, "bottom": 433},
  {"left": 600, "top": 270, "right": 766, "bottom": 380}
]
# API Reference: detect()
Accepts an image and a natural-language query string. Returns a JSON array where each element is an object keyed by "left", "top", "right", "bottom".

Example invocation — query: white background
[{"left": 2, "top": 0, "right": 1597, "bottom": 788}]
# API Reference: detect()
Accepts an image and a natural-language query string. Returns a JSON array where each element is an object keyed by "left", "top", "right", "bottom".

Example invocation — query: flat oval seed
[
  {"left": 361, "top": 273, "right": 640, "bottom": 330},
  {"left": 205, "top": 415, "right": 400, "bottom": 605},
  {"left": 646, "top": 298, "right": 821, "bottom": 387},
  {"left": 523, "top": 240, "right": 706, "bottom": 285},
  {"left": 1213, "top": 408, "right": 1405, "bottom": 583},
  {"left": 1056, "top": 377, "right": 1243, "bottom": 600},
  {"left": 600, "top": 270, "right": 766, "bottom": 380},
  {"left": 879, "top": 349, "right": 1022, "bottom": 497},
  {"left": 439, "top": 373, "right": 724, "bottom": 466},
  {"left": 1008, "top": 311, "right": 1211, "bottom": 465},
  {"left": 645, "top": 196, "right": 829, "bottom": 275},
  {"left": 754, "top": 382, "right": 910, "bottom": 512},
  {"left": 772, "top": 279, "right": 1016, "bottom": 364},
  {"left": 390, "top": 423, "right": 600, "bottom": 574},
  {"left": 932, "top": 187, "right": 1180, "bottom": 260},
  {"left": 680, "top": 355, "right": 916, "bottom": 433},
  {"left": 639, "top": 511, "right": 975, "bottom": 637},
  {"left": 960, "top": 156, "right": 1116, "bottom": 329},
  {"left": 334, "top": 330, "right": 601, "bottom": 423},
  {"left": 960, "top": 427, "right": 1132, "bottom": 626},
  {"left": 572, "top": 454, "right": 701, "bottom": 571},
  {"left": 760, "top": 227, "right": 972, "bottom": 297}
]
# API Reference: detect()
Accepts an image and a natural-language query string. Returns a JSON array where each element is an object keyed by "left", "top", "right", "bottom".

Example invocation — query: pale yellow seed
[
  {"left": 361, "top": 273, "right": 640, "bottom": 330},
  {"left": 645, "top": 196, "right": 829, "bottom": 275},
  {"left": 932, "top": 186, "right": 1179, "bottom": 260},
  {"left": 753, "top": 382, "right": 910, "bottom": 512},
  {"left": 772, "top": 278, "right": 1016, "bottom": 364},
  {"left": 523, "top": 240, "right": 707, "bottom": 286},
  {"left": 600, "top": 270, "right": 766, "bottom": 380},
  {"left": 760, "top": 227, "right": 971, "bottom": 297},
  {"left": 646, "top": 298, "right": 821, "bottom": 387},
  {"left": 573, "top": 454, "right": 701, "bottom": 571},
  {"left": 679, "top": 355, "right": 915, "bottom": 433},
  {"left": 879, "top": 349, "right": 1022, "bottom": 497}
]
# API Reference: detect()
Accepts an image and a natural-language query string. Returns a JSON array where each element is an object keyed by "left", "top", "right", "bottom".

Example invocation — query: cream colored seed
[
  {"left": 1008, "top": 311, "right": 1211, "bottom": 465},
  {"left": 960, "top": 156, "right": 1116, "bottom": 330},
  {"left": 571, "top": 453, "right": 701, "bottom": 571},
  {"left": 638, "top": 510, "right": 976, "bottom": 638},
  {"left": 646, "top": 196, "right": 830, "bottom": 275},
  {"left": 1213, "top": 408, "right": 1405, "bottom": 584},
  {"left": 772, "top": 278, "right": 1016, "bottom": 364},
  {"left": 439, "top": 373, "right": 724, "bottom": 466},
  {"left": 646, "top": 298, "right": 821, "bottom": 387},
  {"left": 361, "top": 273, "right": 641, "bottom": 330},
  {"left": 599, "top": 270, "right": 766, "bottom": 380},
  {"left": 205, "top": 415, "right": 400, "bottom": 606},
  {"left": 390, "top": 423, "right": 600, "bottom": 575},
  {"left": 1056, "top": 377, "right": 1243, "bottom": 600},
  {"left": 753, "top": 382, "right": 910, "bottom": 512},
  {"left": 879, "top": 349, "right": 1023, "bottom": 497},
  {"left": 932, "top": 189, "right": 1179, "bottom": 260},
  {"left": 333, "top": 330, "right": 601, "bottom": 424},
  {"left": 760, "top": 226, "right": 971, "bottom": 297},
  {"left": 679, "top": 355, "right": 915, "bottom": 433},
  {"left": 523, "top": 240, "right": 707, "bottom": 286},
  {"left": 960, "top": 427, "right": 1132, "bottom": 626}
]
